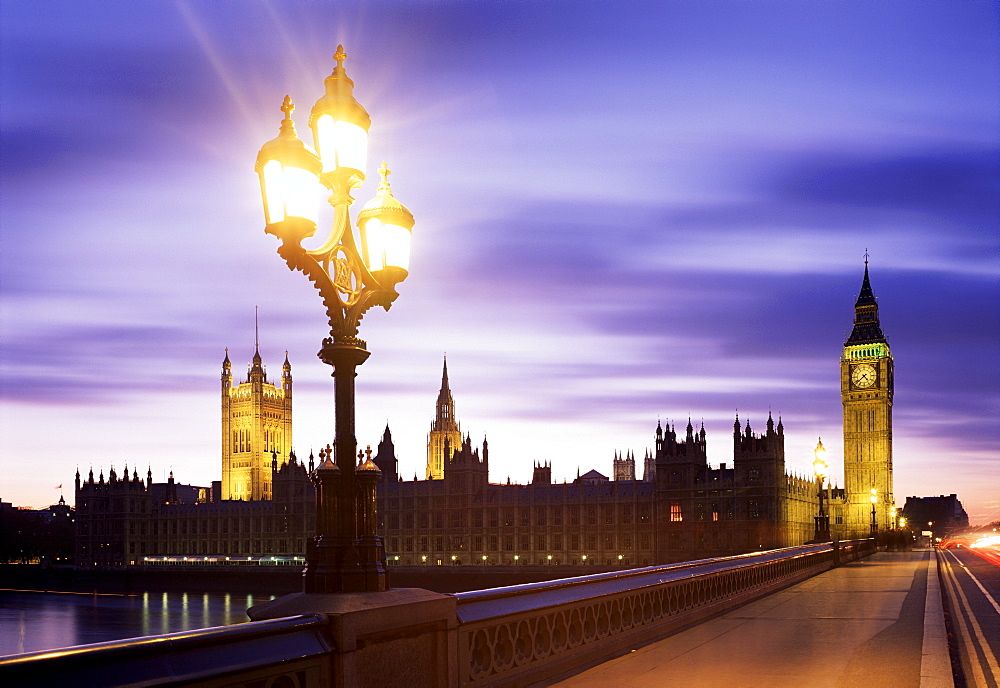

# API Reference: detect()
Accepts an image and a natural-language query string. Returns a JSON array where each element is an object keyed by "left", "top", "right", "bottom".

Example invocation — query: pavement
[{"left": 550, "top": 549, "right": 952, "bottom": 688}]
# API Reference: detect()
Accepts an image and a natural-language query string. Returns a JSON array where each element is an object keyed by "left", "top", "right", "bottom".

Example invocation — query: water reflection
[
  {"left": 0, "top": 590, "right": 259, "bottom": 657},
  {"left": 141, "top": 592, "right": 150, "bottom": 638}
]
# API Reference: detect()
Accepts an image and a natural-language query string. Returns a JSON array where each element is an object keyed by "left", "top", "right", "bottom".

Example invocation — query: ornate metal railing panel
[
  {"left": 0, "top": 614, "right": 331, "bottom": 688},
  {"left": 454, "top": 540, "right": 873, "bottom": 687}
]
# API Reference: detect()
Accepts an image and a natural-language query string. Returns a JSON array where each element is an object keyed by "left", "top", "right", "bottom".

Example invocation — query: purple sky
[{"left": 2, "top": 1, "right": 998, "bottom": 524}]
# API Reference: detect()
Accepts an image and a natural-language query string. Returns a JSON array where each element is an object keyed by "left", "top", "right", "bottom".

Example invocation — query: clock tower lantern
[{"left": 841, "top": 260, "right": 894, "bottom": 536}]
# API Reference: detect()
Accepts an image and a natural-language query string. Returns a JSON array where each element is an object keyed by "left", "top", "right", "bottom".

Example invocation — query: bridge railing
[
  {"left": 0, "top": 540, "right": 873, "bottom": 688},
  {"left": 453, "top": 539, "right": 874, "bottom": 687},
  {"left": 0, "top": 613, "right": 332, "bottom": 687}
]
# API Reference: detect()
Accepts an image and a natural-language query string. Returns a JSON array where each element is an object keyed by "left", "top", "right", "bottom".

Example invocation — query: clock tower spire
[
  {"left": 845, "top": 256, "right": 886, "bottom": 346},
  {"left": 841, "top": 257, "right": 894, "bottom": 537}
]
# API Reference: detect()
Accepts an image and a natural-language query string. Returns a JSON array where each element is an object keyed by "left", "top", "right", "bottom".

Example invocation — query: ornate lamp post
[
  {"left": 255, "top": 46, "right": 414, "bottom": 594},
  {"left": 812, "top": 438, "right": 830, "bottom": 541},
  {"left": 869, "top": 488, "right": 878, "bottom": 536}
]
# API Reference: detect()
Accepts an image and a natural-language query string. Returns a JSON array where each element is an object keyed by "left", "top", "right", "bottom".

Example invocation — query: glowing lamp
[
  {"left": 310, "top": 45, "right": 371, "bottom": 182},
  {"left": 255, "top": 96, "right": 323, "bottom": 242},
  {"left": 812, "top": 438, "right": 828, "bottom": 481},
  {"left": 870, "top": 489, "right": 878, "bottom": 505},
  {"left": 358, "top": 162, "right": 414, "bottom": 285}
]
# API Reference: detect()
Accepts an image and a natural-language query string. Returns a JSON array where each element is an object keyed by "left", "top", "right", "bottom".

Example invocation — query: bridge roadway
[{"left": 551, "top": 549, "right": 954, "bottom": 688}]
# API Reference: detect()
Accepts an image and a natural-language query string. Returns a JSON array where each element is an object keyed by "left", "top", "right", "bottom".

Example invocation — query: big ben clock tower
[{"left": 842, "top": 259, "right": 894, "bottom": 536}]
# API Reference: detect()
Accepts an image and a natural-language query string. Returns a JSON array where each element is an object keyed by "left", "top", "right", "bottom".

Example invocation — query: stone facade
[
  {"left": 221, "top": 348, "right": 293, "bottom": 501},
  {"left": 74, "top": 456, "right": 314, "bottom": 566},
  {"left": 838, "top": 262, "right": 895, "bottom": 537},
  {"left": 376, "top": 364, "right": 820, "bottom": 566}
]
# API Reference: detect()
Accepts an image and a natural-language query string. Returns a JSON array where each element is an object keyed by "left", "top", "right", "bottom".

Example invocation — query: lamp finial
[
  {"left": 334, "top": 45, "right": 347, "bottom": 69},
  {"left": 279, "top": 95, "right": 297, "bottom": 137},
  {"left": 377, "top": 161, "right": 391, "bottom": 191}
]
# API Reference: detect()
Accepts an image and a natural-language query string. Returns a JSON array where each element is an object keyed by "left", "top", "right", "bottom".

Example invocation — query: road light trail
[
  {"left": 968, "top": 547, "right": 1000, "bottom": 568},
  {"left": 940, "top": 549, "right": 1000, "bottom": 685},
  {"left": 944, "top": 548, "right": 1000, "bottom": 616}
]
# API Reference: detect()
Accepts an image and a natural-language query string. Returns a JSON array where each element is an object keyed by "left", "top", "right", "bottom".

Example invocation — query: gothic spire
[
  {"left": 254, "top": 306, "right": 261, "bottom": 359},
  {"left": 248, "top": 309, "right": 266, "bottom": 381},
  {"left": 845, "top": 257, "right": 887, "bottom": 345},
  {"left": 441, "top": 355, "right": 450, "bottom": 393}
]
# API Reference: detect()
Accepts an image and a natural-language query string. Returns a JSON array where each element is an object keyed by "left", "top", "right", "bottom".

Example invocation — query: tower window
[{"left": 670, "top": 503, "right": 683, "bottom": 522}]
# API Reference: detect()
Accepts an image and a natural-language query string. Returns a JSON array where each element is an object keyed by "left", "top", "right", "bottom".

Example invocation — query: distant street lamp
[
  {"left": 255, "top": 46, "right": 415, "bottom": 594},
  {"left": 870, "top": 489, "right": 878, "bottom": 535},
  {"left": 812, "top": 438, "right": 830, "bottom": 541}
]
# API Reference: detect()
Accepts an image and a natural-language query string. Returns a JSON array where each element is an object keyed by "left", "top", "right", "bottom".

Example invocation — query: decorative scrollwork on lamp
[{"left": 255, "top": 46, "right": 415, "bottom": 593}]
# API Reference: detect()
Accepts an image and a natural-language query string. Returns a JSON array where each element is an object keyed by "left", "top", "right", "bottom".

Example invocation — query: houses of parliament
[{"left": 75, "top": 264, "right": 894, "bottom": 567}]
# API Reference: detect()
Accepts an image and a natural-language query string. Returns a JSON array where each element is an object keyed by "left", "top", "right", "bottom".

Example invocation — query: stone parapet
[{"left": 249, "top": 587, "right": 458, "bottom": 688}]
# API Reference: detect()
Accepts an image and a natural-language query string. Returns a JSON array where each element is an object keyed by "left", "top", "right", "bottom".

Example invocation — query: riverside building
[{"left": 73, "top": 264, "right": 892, "bottom": 567}]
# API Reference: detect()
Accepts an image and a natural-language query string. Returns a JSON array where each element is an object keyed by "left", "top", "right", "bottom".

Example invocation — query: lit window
[{"left": 670, "top": 503, "right": 683, "bottom": 522}]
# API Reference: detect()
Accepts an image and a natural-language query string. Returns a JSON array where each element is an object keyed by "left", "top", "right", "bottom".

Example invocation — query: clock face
[{"left": 852, "top": 364, "right": 877, "bottom": 389}]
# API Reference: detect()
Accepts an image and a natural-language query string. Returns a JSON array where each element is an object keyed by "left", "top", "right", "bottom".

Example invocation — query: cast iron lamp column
[
  {"left": 812, "top": 438, "right": 830, "bottom": 541},
  {"left": 255, "top": 46, "right": 415, "bottom": 593},
  {"left": 870, "top": 489, "right": 878, "bottom": 536}
]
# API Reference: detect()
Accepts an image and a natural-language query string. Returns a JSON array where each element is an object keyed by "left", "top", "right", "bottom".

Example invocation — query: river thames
[{"left": 0, "top": 589, "right": 276, "bottom": 656}]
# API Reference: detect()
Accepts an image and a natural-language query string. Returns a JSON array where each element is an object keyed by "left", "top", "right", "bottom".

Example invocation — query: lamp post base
[
  {"left": 303, "top": 536, "right": 373, "bottom": 594},
  {"left": 358, "top": 535, "right": 389, "bottom": 592},
  {"left": 300, "top": 338, "right": 389, "bottom": 594},
  {"left": 813, "top": 515, "right": 831, "bottom": 542}
]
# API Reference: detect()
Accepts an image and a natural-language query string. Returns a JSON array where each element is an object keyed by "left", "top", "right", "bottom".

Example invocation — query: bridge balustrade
[
  {"left": 0, "top": 614, "right": 331, "bottom": 687},
  {"left": 0, "top": 540, "right": 874, "bottom": 688},
  {"left": 453, "top": 539, "right": 872, "bottom": 686}
]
